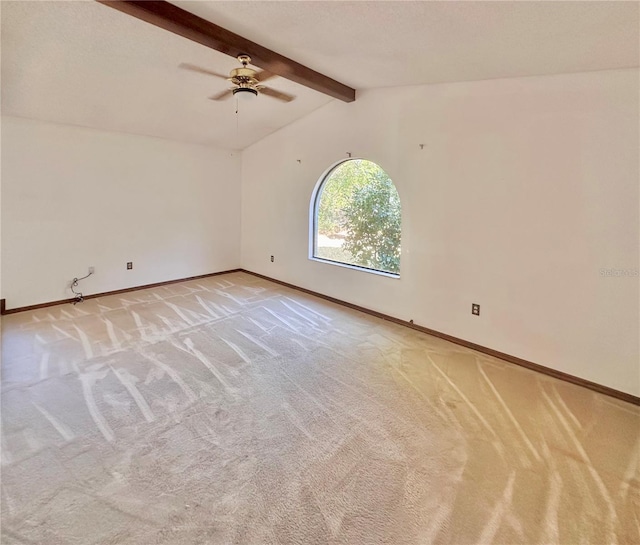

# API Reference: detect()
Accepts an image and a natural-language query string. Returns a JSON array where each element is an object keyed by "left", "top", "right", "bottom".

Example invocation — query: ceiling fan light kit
[{"left": 233, "top": 86, "right": 258, "bottom": 99}]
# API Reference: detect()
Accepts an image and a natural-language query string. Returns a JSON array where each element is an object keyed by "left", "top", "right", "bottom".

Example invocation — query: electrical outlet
[
  {"left": 127, "top": 262, "right": 133, "bottom": 270},
  {"left": 88, "top": 266, "right": 95, "bottom": 274},
  {"left": 270, "top": 255, "right": 274, "bottom": 262},
  {"left": 472, "top": 303, "right": 480, "bottom": 316}
]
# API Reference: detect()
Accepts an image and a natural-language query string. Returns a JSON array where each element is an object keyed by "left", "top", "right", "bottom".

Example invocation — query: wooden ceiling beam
[{"left": 96, "top": 0, "right": 356, "bottom": 102}]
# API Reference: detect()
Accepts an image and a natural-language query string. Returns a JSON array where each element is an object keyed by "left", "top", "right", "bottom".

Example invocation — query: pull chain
[{"left": 236, "top": 95, "right": 239, "bottom": 135}]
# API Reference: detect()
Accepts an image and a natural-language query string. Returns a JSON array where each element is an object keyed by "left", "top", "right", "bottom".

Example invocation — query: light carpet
[{"left": 1, "top": 272, "right": 638, "bottom": 544}]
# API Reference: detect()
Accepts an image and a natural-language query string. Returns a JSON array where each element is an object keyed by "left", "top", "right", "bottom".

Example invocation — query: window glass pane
[{"left": 314, "top": 159, "right": 401, "bottom": 275}]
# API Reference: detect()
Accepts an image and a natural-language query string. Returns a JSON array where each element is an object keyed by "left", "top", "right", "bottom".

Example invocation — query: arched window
[{"left": 311, "top": 159, "right": 401, "bottom": 275}]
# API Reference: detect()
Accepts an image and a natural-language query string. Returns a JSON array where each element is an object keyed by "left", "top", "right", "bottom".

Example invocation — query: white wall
[
  {"left": 1, "top": 116, "right": 241, "bottom": 308},
  {"left": 241, "top": 69, "right": 640, "bottom": 397}
]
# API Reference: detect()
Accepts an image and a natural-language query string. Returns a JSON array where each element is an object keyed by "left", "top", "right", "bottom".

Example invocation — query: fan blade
[
  {"left": 179, "top": 63, "right": 228, "bottom": 80},
  {"left": 209, "top": 89, "right": 234, "bottom": 101},
  {"left": 254, "top": 70, "right": 276, "bottom": 83},
  {"left": 259, "top": 86, "right": 296, "bottom": 103}
]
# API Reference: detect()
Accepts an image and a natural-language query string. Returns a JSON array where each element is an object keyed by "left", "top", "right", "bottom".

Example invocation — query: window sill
[{"left": 309, "top": 256, "right": 400, "bottom": 279}]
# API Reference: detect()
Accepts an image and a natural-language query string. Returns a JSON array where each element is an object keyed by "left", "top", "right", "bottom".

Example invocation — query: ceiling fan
[{"left": 179, "top": 55, "right": 296, "bottom": 103}]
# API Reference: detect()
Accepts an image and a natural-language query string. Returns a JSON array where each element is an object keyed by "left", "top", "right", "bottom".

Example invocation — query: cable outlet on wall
[
  {"left": 88, "top": 267, "right": 95, "bottom": 274},
  {"left": 127, "top": 262, "right": 133, "bottom": 270},
  {"left": 472, "top": 303, "right": 480, "bottom": 316},
  {"left": 270, "top": 255, "right": 274, "bottom": 262}
]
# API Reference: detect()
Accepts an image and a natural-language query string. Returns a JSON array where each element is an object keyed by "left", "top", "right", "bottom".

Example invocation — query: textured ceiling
[
  {"left": 1, "top": 1, "right": 332, "bottom": 149},
  {"left": 175, "top": 0, "right": 639, "bottom": 89},
  {"left": 2, "top": 1, "right": 638, "bottom": 150}
]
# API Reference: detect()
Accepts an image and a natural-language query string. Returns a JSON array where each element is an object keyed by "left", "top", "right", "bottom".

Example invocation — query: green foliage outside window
[{"left": 315, "top": 160, "right": 401, "bottom": 274}]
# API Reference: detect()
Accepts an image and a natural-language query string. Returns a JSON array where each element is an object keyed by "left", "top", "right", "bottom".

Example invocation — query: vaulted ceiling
[{"left": 2, "top": 1, "right": 638, "bottom": 150}]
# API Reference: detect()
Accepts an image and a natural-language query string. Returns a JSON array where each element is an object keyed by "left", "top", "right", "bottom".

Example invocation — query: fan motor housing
[{"left": 230, "top": 67, "right": 257, "bottom": 80}]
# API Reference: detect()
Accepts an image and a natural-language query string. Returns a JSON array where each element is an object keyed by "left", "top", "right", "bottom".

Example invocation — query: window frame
[{"left": 308, "top": 158, "right": 401, "bottom": 278}]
